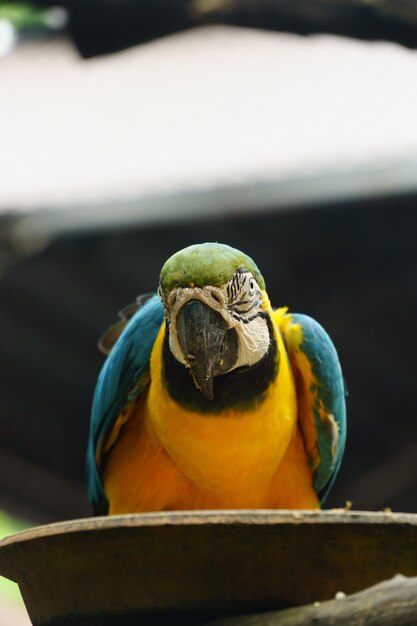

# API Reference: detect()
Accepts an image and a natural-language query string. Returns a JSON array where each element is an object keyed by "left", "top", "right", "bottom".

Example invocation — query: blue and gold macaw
[{"left": 87, "top": 243, "right": 346, "bottom": 514}]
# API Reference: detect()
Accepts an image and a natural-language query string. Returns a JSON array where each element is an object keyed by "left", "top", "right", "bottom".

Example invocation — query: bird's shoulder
[
  {"left": 87, "top": 293, "right": 164, "bottom": 507},
  {"left": 271, "top": 306, "right": 347, "bottom": 503}
]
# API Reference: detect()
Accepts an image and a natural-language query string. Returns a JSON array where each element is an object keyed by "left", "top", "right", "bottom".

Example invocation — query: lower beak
[{"left": 176, "top": 299, "right": 238, "bottom": 400}]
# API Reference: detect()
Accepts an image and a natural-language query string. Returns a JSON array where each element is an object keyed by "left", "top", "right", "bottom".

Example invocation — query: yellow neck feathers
[{"left": 146, "top": 319, "right": 297, "bottom": 500}]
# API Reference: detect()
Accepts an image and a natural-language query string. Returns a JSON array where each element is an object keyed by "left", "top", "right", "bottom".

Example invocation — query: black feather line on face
[
  {"left": 227, "top": 270, "right": 247, "bottom": 302},
  {"left": 234, "top": 300, "right": 259, "bottom": 315},
  {"left": 162, "top": 313, "right": 278, "bottom": 413},
  {"left": 230, "top": 310, "right": 267, "bottom": 325}
]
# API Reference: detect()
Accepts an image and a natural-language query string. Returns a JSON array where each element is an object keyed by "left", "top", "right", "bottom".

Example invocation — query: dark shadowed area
[{"left": 0, "top": 194, "right": 415, "bottom": 522}]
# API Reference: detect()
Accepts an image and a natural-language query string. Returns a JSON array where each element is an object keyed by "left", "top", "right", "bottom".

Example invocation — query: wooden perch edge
[{"left": 204, "top": 574, "right": 417, "bottom": 626}]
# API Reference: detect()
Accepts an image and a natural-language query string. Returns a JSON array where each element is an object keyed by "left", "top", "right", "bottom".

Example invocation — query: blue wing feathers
[
  {"left": 87, "top": 295, "right": 164, "bottom": 505},
  {"left": 291, "top": 314, "right": 347, "bottom": 503}
]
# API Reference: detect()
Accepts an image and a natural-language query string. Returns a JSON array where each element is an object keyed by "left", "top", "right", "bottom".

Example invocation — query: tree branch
[{"left": 204, "top": 575, "right": 417, "bottom": 626}]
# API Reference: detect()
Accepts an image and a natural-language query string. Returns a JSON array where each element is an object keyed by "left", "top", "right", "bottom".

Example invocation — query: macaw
[{"left": 87, "top": 243, "right": 346, "bottom": 514}]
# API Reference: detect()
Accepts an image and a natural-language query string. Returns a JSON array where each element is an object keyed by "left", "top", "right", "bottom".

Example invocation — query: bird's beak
[{"left": 176, "top": 299, "right": 238, "bottom": 400}]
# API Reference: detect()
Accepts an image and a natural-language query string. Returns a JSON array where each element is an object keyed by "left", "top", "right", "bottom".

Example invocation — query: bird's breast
[{"left": 147, "top": 323, "right": 298, "bottom": 497}]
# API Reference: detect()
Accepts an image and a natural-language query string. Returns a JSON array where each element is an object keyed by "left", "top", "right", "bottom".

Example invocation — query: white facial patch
[
  {"left": 163, "top": 272, "right": 270, "bottom": 374},
  {"left": 232, "top": 313, "right": 270, "bottom": 369}
]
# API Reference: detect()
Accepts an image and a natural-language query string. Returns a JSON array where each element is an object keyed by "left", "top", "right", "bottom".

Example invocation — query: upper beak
[{"left": 176, "top": 299, "right": 238, "bottom": 400}]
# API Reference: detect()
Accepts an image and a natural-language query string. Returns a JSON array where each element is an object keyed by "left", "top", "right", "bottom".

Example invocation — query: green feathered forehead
[{"left": 160, "top": 243, "right": 265, "bottom": 294}]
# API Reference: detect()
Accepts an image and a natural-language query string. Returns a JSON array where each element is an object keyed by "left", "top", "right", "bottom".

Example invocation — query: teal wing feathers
[
  {"left": 87, "top": 294, "right": 164, "bottom": 509},
  {"left": 283, "top": 313, "right": 347, "bottom": 504}
]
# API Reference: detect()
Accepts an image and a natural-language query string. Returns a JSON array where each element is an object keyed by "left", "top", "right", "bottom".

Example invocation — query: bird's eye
[{"left": 249, "top": 280, "right": 254, "bottom": 291}]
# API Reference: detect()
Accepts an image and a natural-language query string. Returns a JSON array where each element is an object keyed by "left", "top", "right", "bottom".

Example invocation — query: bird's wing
[
  {"left": 87, "top": 294, "right": 164, "bottom": 509},
  {"left": 278, "top": 310, "right": 346, "bottom": 503},
  {"left": 98, "top": 293, "right": 155, "bottom": 355}
]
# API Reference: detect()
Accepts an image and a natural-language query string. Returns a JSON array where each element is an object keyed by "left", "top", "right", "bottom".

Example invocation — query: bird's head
[{"left": 159, "top": 243, "right": 273, "bottom": 401}]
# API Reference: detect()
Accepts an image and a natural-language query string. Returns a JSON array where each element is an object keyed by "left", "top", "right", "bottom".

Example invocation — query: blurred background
[{"left": 0, "top": 1, "right": 416, "bottom": 622}]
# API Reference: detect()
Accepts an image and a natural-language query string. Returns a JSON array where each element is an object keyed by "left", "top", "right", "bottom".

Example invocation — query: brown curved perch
[
  {"left": 207, "top": 574, "right": 417, "bottom": 625},
  {"left": 1, "top": 511, "right": 417, "bottom": 625}
]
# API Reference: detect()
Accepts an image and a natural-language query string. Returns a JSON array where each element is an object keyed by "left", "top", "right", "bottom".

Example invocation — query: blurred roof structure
[{"left": 2, "top": 26, "right": 417, "bottom": 250}]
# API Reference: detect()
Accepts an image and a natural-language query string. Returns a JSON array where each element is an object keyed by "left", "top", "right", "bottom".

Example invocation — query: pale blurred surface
[
  {"left": 0, "top": 600, "right": 31, "bottom": 626},
  {"left": 2, "top": 26, "right": 417, "bottom": 215},
  {"left": 0, "top": 511, "right": 30, "bottom": 623}
]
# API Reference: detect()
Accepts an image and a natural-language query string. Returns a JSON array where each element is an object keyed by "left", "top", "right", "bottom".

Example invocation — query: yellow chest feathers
[{"left": 145, "top": 322, "right": 298, "bottom": 496}]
